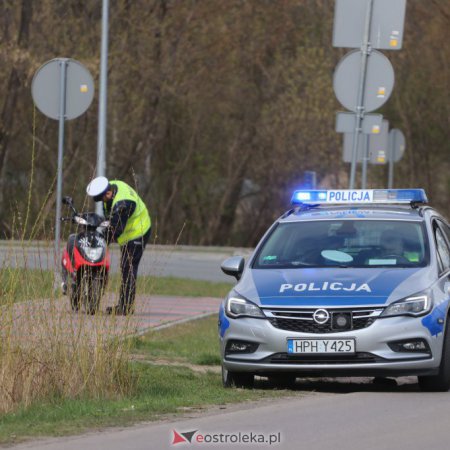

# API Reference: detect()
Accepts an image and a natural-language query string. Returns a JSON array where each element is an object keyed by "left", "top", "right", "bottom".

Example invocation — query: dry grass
[
  {"left": 0, "top": 335, "right": 134, "bottom": 414},
  {"left": 0, "top": 261, "right": 136, "bottom": 415}
]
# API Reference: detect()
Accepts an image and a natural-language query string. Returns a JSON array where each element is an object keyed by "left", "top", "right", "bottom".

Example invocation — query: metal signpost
[
  {"left": 335, "top": 111, "right": 383, "bottom": 135},
  {"left": 368, "top": 119, "right": 389, "bottom": 165},
  {"left": 333, "top": 49, "right": 395, "bottom": 114},
  {"left": 342, "top": 132, "right": 372, "bottom": 188},
  {"left": 31, "top": 58, "right": 94, "bottom": 282},
  {"left": 343, "top": 123, "right": 405, "bottom": 189},
  {"left": 96, "top": 0, "right": 110, "bottom": 215},
  {"left": 333, "top": 0, "right": 407, "bottom": 189},
  {"left": 360, "top": 135, "right": 371, "bottom": 189},
  {"left": 343, "top": 133, "right": 364, "bottom": 164},
  {"left": 333, "top": 0, "right": 407, "bottom": 50},
  {"left": 337, "top": 109, "right": 384, "bottom": 190}
]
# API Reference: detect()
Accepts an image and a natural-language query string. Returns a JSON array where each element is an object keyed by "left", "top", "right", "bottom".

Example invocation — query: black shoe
[
  {"left": 106, "top": 305, "right": 126, "bottom": 316},
  {"left": 106, "top": 305, "right": 134, "bottom": 316}
]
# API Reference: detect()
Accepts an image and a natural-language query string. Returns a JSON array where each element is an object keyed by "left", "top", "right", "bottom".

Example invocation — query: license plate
[{"left": 287, "top": 338, "right": 355, "bottom": 354}]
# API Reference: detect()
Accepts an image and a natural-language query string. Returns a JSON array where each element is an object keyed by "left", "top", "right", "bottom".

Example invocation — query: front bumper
[{"left": 220, "top": 312, "right": 442, "bottom": 377}]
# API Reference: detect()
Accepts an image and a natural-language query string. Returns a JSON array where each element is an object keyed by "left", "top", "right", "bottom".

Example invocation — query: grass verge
[
  {"left": 0, "top": 268, "right": 54, "bottom": 305},
  {"left": 0, "top": 316, "right": 290, "bottom": 445},
  {"left": 111, "top": 274, "right": 232, "bottom": 298},
  {"left": 0, "top": 268, "right": 231, "bottom": 305},
  {"left": 132, "top": 314, "right": 222, "bottom": 365}
]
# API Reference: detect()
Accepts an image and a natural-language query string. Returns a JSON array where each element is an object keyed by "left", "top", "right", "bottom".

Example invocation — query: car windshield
[{"left": 254, "top": 220, "right": 429, "bottom": 269}]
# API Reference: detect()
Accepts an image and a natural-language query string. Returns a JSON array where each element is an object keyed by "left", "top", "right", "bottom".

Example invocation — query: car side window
[
  {"left": 442, "top": 222, "right": 450, "bottom": 245},
  {"left": 434, "top": 223, "right": 450, "bottom": 273}
]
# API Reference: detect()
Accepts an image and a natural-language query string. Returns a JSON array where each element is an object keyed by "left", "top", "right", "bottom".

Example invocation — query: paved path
[{"left": 3, "top": 293, "right": 222, "bottom": 345}]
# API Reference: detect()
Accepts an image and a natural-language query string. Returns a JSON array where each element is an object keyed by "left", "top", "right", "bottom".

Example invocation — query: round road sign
[
  {"left": 389, "top": 128, "right": 406, "bottom": 162},
  {"left": 333, "top": 49, "right": 395, "bottom": 113},
  {"left": 31, "top": 58, "right": 94, "bottom": 120}
]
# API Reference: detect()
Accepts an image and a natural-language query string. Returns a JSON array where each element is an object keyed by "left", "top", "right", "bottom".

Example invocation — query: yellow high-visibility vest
[{"left": 104, "top": 180, "right": 151, "bottom": 245}]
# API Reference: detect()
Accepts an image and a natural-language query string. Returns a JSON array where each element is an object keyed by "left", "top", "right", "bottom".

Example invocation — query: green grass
[
  {"left": 0, "top": 268, "right": 54, "bottom": 305},
  {"left": 0, "top": 268, "right": 232, "bottom": 305},
  {"left": 0, "top": 317, "right": 290, "bottom": 445},
  {"left": 132, "top": 315, "right": 222, "bottom": 365},
  {"left": 0, "top": 365, "right": 283, "bottom": 444},
  {"left": 110, "top": 274, "right": 232, "bottom": 298}
]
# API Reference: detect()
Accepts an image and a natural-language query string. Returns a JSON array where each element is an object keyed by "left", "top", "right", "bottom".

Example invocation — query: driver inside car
[{"left": 379, "top": 229, "right": 406, "bottom": 259}]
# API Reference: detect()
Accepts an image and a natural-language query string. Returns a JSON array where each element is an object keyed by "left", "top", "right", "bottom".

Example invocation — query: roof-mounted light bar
[{"left": 291, "top": 189, "right": 428, "bottom": 206}]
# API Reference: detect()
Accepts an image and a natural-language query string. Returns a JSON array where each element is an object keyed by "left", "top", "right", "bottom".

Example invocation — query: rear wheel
[
  {"left": 222, "top": 365, "right": 254, "bottom": 389},
  {"left": 418, "top": 317, "right": 450, "bottom": 392}
]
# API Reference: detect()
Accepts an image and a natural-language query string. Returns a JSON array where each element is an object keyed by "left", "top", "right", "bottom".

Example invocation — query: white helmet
[{"left": 86, "top": 176, "right": 109, "bottom": 202}]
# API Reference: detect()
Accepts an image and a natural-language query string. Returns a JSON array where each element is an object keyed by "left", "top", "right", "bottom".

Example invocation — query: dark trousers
[{"left": 119, "top": 227, "right": 151, "bottom": 310}]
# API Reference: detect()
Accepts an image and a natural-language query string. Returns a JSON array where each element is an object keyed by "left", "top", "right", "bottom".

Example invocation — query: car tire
[
  {"left": 418, "top": 316, "right": 450, "bottom": 392},
  {"left": 268, "top": 374, "right": 297, "bottom": 389},
  {"left": 222, "top": 365, "right": 254, "bottom": 389}
]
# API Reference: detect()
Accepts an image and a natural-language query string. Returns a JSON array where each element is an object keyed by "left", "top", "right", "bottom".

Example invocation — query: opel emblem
[{"left": 313, "top": 309, "right": 330, "bottom": 324}]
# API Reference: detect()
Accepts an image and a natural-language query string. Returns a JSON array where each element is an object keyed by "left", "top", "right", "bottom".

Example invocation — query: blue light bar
[{"left": 291, "top": 189, "right": 428, "bottom": 206}]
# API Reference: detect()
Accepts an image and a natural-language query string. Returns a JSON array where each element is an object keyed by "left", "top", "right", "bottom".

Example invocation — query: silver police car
[{"left": 218, "top": 189, "right": 450, "bottom": 391}]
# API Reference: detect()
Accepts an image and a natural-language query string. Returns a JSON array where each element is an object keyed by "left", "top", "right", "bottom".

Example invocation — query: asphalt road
[
  {"left": 10, "top": 377, "right": 450, "bottom": 450},
  {"left": 0, "top": 242, "right": 252, "bottom": 283}
]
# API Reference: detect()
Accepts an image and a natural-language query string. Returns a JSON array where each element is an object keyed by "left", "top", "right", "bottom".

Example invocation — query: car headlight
[
  {"left": 381, "top": 294, "right": 431, "bottom": 318},
  {"left": 225, "top": 295, "right": 266, "bottom": 319}
]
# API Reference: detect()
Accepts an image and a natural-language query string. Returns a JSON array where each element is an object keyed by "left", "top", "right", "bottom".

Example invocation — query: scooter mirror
[{"left": 62, "top": 196, "right": 73, "bottom": 206}]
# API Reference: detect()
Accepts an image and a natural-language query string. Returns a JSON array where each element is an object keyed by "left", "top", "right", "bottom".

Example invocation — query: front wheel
[
  {"left": 418, "top": 317, "right": 450, "bottom": 392},
  {"left": 222, "top": 365, "right": 254, "bottom": 389},
  {"left": 85, "top": 277, "right": 104, "bottom": 315},
  {"left": 69, "top": 284, "right": 80, "bottom": 312}
]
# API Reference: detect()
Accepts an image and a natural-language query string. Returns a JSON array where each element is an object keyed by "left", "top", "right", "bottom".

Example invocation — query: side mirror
[
  {"left": 221, "top": 256, "right": 245, "bottom": 281},
  {"left": 62, "top": 196, "right": 73, "bottom": 206}
]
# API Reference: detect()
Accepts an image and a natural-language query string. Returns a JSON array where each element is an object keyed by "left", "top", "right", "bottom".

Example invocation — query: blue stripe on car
[
  {"left": 252, "top": 267, "right": 422, "bottom": 307},
  {"left": 219, "top": 303, "right": 229, "bottom": 337},
  {"left": 422, "top": 299, "right": 450, "bottom": 337}
]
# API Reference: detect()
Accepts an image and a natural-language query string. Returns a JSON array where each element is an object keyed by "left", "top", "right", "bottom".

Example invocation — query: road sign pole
[
  {"left": 54, "top": 59, "right": 68, "bottom": 277},
  {"left": 361, "top": 135, "right": 370, "bottom": 188},
  {"left": 349, "top": 0, "right": 374, "bottom": 189},
  {"left": 96, "top": 0, "right": 109, "bottom": 216},
  {"left": 388, "top": 130, "right": 395, "bottom": 188},
  {"left": 31, "top": 58, "right": 94, "bottom": 291}
]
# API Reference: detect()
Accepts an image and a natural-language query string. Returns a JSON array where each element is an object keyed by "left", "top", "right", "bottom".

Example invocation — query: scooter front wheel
[
  {"left": 70, "top": 284, "right": 81, "bottom": 312},
  {"left": 85, "top": 276, "right": 103, "bottom": 315}
]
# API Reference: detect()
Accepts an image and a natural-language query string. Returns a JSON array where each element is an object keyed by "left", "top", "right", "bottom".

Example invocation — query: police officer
[{"left": 86, "top": 176, "right": 151, "bottom": 315}]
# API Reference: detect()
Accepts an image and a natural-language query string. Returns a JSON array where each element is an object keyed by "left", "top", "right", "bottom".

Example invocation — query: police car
[{"left": 218, "top": 189, "right": 450, "bottom": 391}]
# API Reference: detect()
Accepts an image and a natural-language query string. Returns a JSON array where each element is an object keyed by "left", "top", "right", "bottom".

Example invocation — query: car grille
[
  {"left": 265, "top": 307, "right": 383, "bottom": 334},
  {"left": 265, "top": 352, "right": 382, "bottom": 364}
]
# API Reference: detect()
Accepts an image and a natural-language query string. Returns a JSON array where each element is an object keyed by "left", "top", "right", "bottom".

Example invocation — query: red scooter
[{"left": 61, "top": 196, "right": 110, "bottom": 314}]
